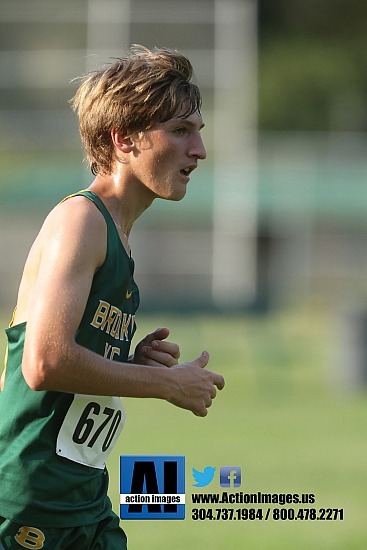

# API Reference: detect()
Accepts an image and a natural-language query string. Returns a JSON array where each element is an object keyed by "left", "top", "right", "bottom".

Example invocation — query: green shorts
[{"left": 0, "top": 511, "right": 127, "bottom": 550}]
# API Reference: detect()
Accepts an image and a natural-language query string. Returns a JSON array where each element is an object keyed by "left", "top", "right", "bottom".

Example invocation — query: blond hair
[{"left": 71, "top": 44, "right": 202, "bottom": 175}]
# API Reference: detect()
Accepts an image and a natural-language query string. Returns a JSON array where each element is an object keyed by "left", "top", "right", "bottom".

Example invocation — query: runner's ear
[{"left": 111, "top": 130, "right": 134, "bottom": 152}]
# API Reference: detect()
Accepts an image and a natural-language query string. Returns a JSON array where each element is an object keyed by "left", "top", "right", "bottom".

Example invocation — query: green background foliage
[{"left": 258, "top": 0, "right": 367, "bottom": 131}]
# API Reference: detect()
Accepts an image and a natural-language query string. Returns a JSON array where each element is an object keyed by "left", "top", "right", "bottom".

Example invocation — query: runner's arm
[{"left": 22, "top": 199, "right": 224, "bottom": 416}]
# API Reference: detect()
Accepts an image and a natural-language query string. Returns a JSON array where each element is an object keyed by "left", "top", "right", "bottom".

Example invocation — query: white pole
[
  {"left": 84, "top": 0, "right": 131, "bottom": 183},
  {"left": 86, "top": 0, "right": 131, "bottom": 72},
  {"left": 212, "top": 0, "right": 258, "bottom": 309}
]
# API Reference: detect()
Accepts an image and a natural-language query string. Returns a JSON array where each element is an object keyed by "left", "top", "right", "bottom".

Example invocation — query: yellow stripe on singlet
[
  {"left": 58, "top": 189, "right": 90, "bottom": 205},
  {"left": 1, "top": 308, "right": 16, "bottom": 390}
]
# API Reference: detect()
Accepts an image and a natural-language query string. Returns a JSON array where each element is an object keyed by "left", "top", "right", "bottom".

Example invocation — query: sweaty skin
[{"left": 9, "top": 112, "right": 224, "bottom": 417}]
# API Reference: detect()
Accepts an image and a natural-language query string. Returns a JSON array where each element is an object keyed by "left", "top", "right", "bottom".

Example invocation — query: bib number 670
[{"left": 72, "top": 401, "right": 122, "bottom": 452}]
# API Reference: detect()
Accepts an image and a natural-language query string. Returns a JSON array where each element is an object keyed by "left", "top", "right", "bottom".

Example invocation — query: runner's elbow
[
  {"left": 22, "top": 346, "right": 62, "bottom": 391},
  {"left": 22, "top": 356, "right": 50, "bottom": 391}
]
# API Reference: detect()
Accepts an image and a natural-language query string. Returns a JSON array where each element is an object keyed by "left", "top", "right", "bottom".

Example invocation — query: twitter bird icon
[{"left": 192, "top": 466, "right": 216, "bottom": 487}]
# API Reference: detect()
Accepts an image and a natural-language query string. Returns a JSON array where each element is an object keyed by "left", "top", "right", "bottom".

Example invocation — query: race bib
[{"left": 56, "top": 394, "right": 126, "bottom": 469}]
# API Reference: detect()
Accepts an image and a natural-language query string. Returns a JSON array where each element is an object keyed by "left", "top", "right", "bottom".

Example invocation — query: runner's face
[{"left": 132, "top": 110, "right": 206, "bottom": 201}]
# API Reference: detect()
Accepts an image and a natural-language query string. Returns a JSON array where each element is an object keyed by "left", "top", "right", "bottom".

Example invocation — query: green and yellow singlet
[{"left": 0, "top": 190, "right": 139, "bottom": 527}]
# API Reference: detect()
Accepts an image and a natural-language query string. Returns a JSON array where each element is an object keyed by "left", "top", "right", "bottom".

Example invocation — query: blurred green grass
[{"left": 1, "top": 304, "right": 366, "bottom": 548}]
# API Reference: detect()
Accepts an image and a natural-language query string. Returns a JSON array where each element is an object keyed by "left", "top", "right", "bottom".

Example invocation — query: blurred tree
[{"left": 258, "top": 0, "right": 367, "bottom": 131}]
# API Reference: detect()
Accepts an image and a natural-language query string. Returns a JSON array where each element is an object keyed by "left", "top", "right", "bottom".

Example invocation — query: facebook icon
[{"left": 220, "top": 466, "right": 242, "bottom": 488}]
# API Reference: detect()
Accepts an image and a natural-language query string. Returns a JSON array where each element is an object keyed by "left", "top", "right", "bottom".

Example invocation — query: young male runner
[{"left": 0, "top": 45, "right": 224, "bottom": 549}]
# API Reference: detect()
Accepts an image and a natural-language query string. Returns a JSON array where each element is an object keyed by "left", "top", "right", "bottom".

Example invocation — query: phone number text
[{"left": 192, "top": 508, "right": 344, "bottom": 521}]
